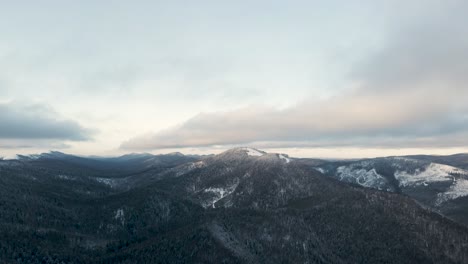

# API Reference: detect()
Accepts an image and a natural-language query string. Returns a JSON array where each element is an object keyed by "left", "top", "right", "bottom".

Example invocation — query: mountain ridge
[{"left": 2, "top": 148, "right": 468, "bottom": 263}]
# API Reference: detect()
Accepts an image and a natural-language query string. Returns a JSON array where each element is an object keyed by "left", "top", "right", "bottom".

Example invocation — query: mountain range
[{"left": 1, "top": 148, "right": 468, "bottom": 263}]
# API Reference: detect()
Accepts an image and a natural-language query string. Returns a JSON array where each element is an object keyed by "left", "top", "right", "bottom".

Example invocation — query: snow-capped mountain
[{"left": 154, "top": 147, "right": 301, "bottom": 209}]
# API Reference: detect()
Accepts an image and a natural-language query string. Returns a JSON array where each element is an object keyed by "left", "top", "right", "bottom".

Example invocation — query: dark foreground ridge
[{"left": 1, "top": 148, "right": 468, "bottom": 263}]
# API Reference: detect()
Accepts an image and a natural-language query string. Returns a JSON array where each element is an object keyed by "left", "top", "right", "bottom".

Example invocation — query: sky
[{"left": 1, "top": 0, "right": 468, "bottom": 159}]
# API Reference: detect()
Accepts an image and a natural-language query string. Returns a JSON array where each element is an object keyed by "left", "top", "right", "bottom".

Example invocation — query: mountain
[
  {"left": 404, "top": 153, "right": 468, "bottom": 169},
  {"left": 313, "top": 156, "right": 468, "bottom": 226},
  {"left": 1, "top": 148, "right": 468, "bottom": 263},
  {"left": 17, "top": 151, "right": 199, "bottom": 175}
]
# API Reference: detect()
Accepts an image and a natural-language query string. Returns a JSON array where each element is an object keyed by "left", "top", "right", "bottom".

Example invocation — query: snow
[
  {"left": 394, "top": 162, "right": 468, "bottom": 204},
  {"left": 114, "top": 209, "right": 125, "bottom": 225},
  {"left": 203, "top": 181, "right": 239, "bottom": 208},
  {"left": 205, "top": 187, "right": 229, "bottom": 198},
  {"left": 56, "top": 175, "right": 75, "bottom": 181},
  {"left": 337, "top": 166, "right": 390, "bottom": 190},
  {"left": 114, "top": 209, "right": 124, "bottom": 219},
  {"left": 278, "top": 154, "right": 290, "bottom": 163},
  {"left": 24, "top": 154, "right": 41, "bottom": 160},
  {"left": 315, "top": 167, "right": 326, "bottom": 174},
  {"left": 436, "top": 179, "right": 468, "bottom": 205},
  {"left": 243, "top": 148, "right": 264, "bottom": 157},
  {"left": 334, "top": 159, "right": 468, "bottom": 204},
  {"left": 191, "top": 161, "right": 206, "bottom": 169},
  {"left": 95, "top": 177, "right": 117, "bottom": 188},
  {"left": 395, "top": 163, "right": 466, "bottom": 187},
  {"left": 96, "top": 178, "right": 113, "bottom": 185}
]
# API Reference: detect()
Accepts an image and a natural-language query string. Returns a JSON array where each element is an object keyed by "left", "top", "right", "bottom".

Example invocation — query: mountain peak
[
  {"left": 166, "top": 152, "right": 185, "bottom": 157},
  {"left": 116, "top": 153, "right": 155, "bottom": 161},
  {"left": 220, "top": 147, "right": 266, "bottom": 157},
  {"left": 213, "top": 147, "right": 293, "bottom": 164},
  {"left": 16, "top": 151, "right": 71, "bottom": 161}
]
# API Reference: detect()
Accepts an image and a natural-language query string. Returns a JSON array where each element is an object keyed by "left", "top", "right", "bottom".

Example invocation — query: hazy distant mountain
[
  {"left": 404, "top": 154, "right": 468, "bottom": 170},
  {"left": 17, "top": 151, "right": 199, "bottom": 174},
  {"left": 1, "top": 148, "right": 468, "bottom": 263}
]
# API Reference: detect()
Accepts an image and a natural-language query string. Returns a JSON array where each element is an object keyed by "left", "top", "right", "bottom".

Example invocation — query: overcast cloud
[
  {"left": 1, "top": 0, "right": 467, "bottom": 157},
  {"left": 122, "top": 0, "right": 468, "bottom": 151}
]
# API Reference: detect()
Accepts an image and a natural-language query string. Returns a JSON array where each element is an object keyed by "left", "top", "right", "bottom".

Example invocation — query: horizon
[
  {"left": 1, "top": 1, "right": 468, "bottom": 158},
  {"left": 4, "top": 147, "right": 468, "bottom": 161}
]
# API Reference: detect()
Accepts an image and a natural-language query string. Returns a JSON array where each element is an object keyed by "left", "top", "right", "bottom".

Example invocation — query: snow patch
[
  {"left": 114, "top": 209, "right": 125, "bottom": 225},
  {"left": 203, "top": 181, "right": 239, "bottom": 208},
  {"left": 436, "top": 179, "right": 468, "bottom": 205},
  {"left": 395, "top": 163, "right": 466, "bottom": 187},
  {"left": 56, "top": 175, "right": 75, "bottom": 181},
  {"left": 315, "top": 167, "right": 326, "bottom": 174},
  {"left": 95, "top": 177, "right": 117, "bottom": 188},
  {"left": 114, "top": 209, "right": 124, "bottom": 219},
  {"left": 337, "top": 166, "right": 389, "bottom": 191},
  {"left": 243, "top": 148, "right": 264, "bottom": 157},
  {"left": 189, "top": 160, "right": 206, "bottom": 170},
  {"left": 278, "top": 154, "right": 290, "bottom": 163}
]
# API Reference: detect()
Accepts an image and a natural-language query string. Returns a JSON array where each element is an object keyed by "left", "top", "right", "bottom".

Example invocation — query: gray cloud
[
  {"left": 354, "top": 2, "right": 468, "bottom": 91},
  {"left": 121, "top": 1, "right": 468, "bottom": 151},
  {"left": 0, "top": 102, "right": 92, "bottom": 140}
]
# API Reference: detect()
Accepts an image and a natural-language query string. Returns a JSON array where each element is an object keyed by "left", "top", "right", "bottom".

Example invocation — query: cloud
[
  {"left": 119, "top": 1, "right": 468, "bottom": 151},
  {"left": 0, "top": 140, "right": 70, "bottom": 149},
  {"left": 120, "top": 94, "right": 468, "bottom": 150},
  {"left": 354, "top": 2, "right": 468, "bottom": 90},
  {"left": 0, "top": 102, "right": 92, "bottom": 141}
]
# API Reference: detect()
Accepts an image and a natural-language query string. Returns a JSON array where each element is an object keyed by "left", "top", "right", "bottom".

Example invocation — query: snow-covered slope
[
  {"left": 395, "top": 163, "right": 465, "bottom": 187},
  {"left": 243, "top": 148, "right": 265, "bottom": 157},
  {"left": 322, "top": 157, "right": 468, "bottom": 206},
  {"left": 203, "top": 180, "right": 240, "bottom": 208},
  {"left": 336, "top": 166, "right": 390, "bottom": 191},
  {"left": 437, "top": 179, "right": 468, "bottom": 205},
  {"left": 395, "top": 163, "right": 468, "bottom": 205}
]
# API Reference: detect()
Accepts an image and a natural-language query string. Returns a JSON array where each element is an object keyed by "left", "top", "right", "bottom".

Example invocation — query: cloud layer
[
  {"left": 122, "top": 1, "right": 468, "bottom": 150},
  {"left": 121, "top": 92, "right": 468, "bottom": 150},
  {"left": 0, "top": 102, "right": 92, "bottom": 141}
]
